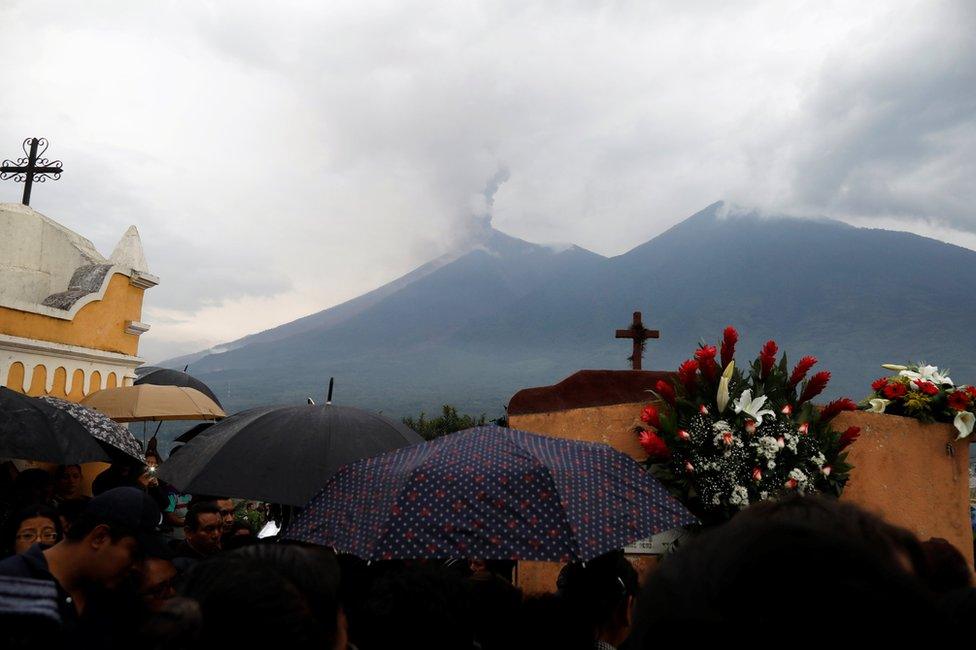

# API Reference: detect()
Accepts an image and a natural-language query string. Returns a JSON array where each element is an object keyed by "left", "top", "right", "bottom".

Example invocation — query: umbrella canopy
[
  {"left": 134, "top": 368, "right": 222, "bottom": 407},
  {"left": 157, "top": 404, "right": 423, "bottom": 506},
  {"left": 0, "top": 387, "right": 133, "bottom": 464},
  {"left": 38, "top": 396, "right": 145, "bottom": 462},
  {"left": 285, "top": 425, "right": 697, "bottom": 562},
  {"left": 81, "top": 385, "right": 226, "bottom": 422},
  {"left": 174, "top": 421, "right": 214, "bottom": 444}
]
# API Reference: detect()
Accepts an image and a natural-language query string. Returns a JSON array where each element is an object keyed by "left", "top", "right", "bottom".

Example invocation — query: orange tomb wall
[{"left": 508, "top": 370, "right": 974, "bottom": 593}]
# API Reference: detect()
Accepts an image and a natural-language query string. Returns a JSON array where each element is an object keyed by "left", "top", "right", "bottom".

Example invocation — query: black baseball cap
[{"left": 83, "top": 487, "right": 171, "bottom": 559}]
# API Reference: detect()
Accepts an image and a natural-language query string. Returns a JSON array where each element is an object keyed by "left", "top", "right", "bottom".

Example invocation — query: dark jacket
[{"left": 0, "top": 544, "right": 77, "bottom": 629}]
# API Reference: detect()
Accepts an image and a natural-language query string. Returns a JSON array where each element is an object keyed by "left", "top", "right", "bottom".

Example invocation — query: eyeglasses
[{"left": 16, "top": 528, "right": 58, "bottom": 544}]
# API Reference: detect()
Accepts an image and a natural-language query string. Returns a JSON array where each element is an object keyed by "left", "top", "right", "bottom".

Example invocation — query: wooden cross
[
  {"left": 615, "top": 311, "right": 659, "bottom": 370},
  {"left": 1, "top": 138, "right": 64, "bottom": 206}
]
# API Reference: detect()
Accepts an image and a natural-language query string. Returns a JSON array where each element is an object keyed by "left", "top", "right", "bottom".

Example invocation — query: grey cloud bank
[{"left": 0, "top": 0, "right": 972, "bottom": 361}]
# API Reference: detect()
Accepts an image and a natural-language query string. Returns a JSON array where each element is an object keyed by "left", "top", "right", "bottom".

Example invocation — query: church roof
[{"left": 0, "top": 203, "right": 156, "bottom": 317}]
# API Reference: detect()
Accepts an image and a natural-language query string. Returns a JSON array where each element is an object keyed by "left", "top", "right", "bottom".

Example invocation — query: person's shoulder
[{"left": 0, "top": 551, "right": 33, "bottom": 577}]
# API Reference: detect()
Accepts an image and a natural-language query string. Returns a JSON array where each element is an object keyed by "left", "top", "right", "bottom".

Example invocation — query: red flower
[
  {"left": 677, "top": 429, "right": 691, "bottom": 441},
  {"left": 947, "top": 390, "right": 972, "bottom": 412},
  {"left": 798, "top": 371, "right": 831, "bottom": 404},
  {"left": 640, "top": 404, "right": 660, "bottom": 428},
  {"left": 781, "top": 404, "right": 793, "bottom": 415},
  {"left": 838, "top": 426, "right": 861, "bottom": 450},
  {"left": 695, "top": 345, "right": 719, "bottom": 382},
  {"left": 871, "top": 377, "right": 889, "bottom": 393},
  {"left": 798, "top": 422, "right": 809, "bottom": 435},
  {"left": 784, "top": 478, "right": 798, "bottom": 490},
  {"left": 882, "top": 382, "right": 907, "bottom": 399},
  {"left": 720, "top": 326, "right": 738, "bottom": 370},
  {"left": 914, "top": 380, "right": 938, "bottom": 396},
  {"left": 966, "top": 386, "right": 976, "bottom": 400},
  {"left": 684, "top": 461, "right": 694, "bottom": 474},
  {"left": 820, "top": 398, "right": 859, "bottom": 423},
  {"left": 789, "top": 356, "right": 818, "bottom": 388},
  {"left": 744, "top": 419, "right": 757, "bottom": 434},
  {"left": 655, "top": 380, "right": 676, "bottom": 407},
  {"left": 759, "top": 340, "right": 778, "bottom": 378},
  {"left": 638, "top": 430, "right": 670, "bottom": 459},
  {"left": 751, "top": 467, "right": 762, "bottom": 482},
  {"left": 678, "top": 359, "right": 699, "bottom": 395}
]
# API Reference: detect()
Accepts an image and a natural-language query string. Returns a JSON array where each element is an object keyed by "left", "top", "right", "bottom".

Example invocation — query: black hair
[
  {"left": 918, "top": 537, "right": 973, "bottom": 594},
  {"left": 184, "top": 503, "right": 221, "bottom": 532},
  {"left": 56, "top": 499, "right": 87, "bottom": 528},
  {"left": 187, "top": 495, "right": 230, "bottom": 508},
  {"left": 231, "top": 543, "right": 341, "bottom": 645},
  {"left": 357, "top": 565, "right": 474, "bottom": 650},
  {"left": 173, "top": 552, "right": 334, "bottom": 649},
  {"left": 12, "top": 469, "right": 54, "bottom": 505},
  {"left": 556, "top": 550, "right": 639, "bottom": 639},
  {"left": 629, "top": 497, "right": 945, "bottom": 642},
  {"left": 734, "top": 495, "right": 928, "bottom": 573},
  {"left": 513, "top": 594, "right": 590, "bottom": 650},
  {"left": 4, "top": 504, "right": 63, "bottom": 555},
  {"left": 53, "top": 465, "right": 82, "bottom": 481}
]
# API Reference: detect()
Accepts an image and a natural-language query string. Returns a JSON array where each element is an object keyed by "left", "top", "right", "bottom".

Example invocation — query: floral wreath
[
  {"left": 635, "top": 327, "right": 859, "bottom": 524},
  {"left": 864, "top": 363, "right": 975, "bottom": 439}
]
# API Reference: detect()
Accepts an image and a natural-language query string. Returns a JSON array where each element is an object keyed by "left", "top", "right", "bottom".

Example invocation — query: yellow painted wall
[
  {"left": 4, "top": 363, "right": 127, "bottom": 399},
  {"left": 0, "top": 273, "right": 145, "bottom": 356},
  {"left": 2, "top": 273, "right": 148, "bottom": 498}
]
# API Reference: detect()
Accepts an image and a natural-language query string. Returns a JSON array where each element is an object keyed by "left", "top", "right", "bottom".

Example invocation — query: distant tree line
[{"left": 402, "top": 405, "right": 505, "bottom": 440}]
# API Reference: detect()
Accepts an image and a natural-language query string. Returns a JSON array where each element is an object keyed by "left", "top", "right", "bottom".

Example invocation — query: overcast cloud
[{"left": 1, "top": 1, "right": 973, "bottom": 361}]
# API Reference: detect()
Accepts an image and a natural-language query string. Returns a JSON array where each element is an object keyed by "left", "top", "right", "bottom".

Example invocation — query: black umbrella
[
  {"left": 174, "top": 422, "right": 214, "bottom": 444},
  {"left": 157, "top": 403, "right": 423, "bottom": 505},
  {"left": 0, "top": 387, "right": 134, "bottom": 464},
  {"left": 134, "top": 368, "right": 222, "bottom": 407}
]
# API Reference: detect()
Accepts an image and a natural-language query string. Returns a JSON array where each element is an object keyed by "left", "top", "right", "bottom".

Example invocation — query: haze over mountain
[{"left": 160, "top": 202, "right": 976, "bottom": 418}]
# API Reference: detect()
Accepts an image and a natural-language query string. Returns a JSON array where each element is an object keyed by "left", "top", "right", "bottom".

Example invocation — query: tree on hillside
[{"left": 402, "top": 405, "right": 493, "bottom": 440}]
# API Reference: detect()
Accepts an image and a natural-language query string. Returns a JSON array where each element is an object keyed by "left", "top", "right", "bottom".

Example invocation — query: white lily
[
  {"left": 733, "top": 389, "right": 776, "bottom": 425},
  {"left": 716, "top": 361, "right": 735, "bottom": 413},
  {"left": 867, "top": 398, "right": 890, "bottom": 413},
  {"left": 898, "top": 364, "right": 953, "bottom": 386},
  {"left": 953, "top": 411, "right": 975, "bottom": 439},
  {"left": 881, "top": 364, "right": 908, "bottom": 371}
]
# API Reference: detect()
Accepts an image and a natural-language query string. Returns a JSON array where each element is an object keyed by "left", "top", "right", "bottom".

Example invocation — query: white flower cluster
[
  {"left": 729, "top": 485, "right": 750, "bottom": 508},
  {"left": 755, "top": 436, "right": 779, "bottom": 459},
  {"left": 783, "top": 432, "right": 799, "bottom": 453},
  {"left": 789, "top": 468, "right": 809, "bottom": 494}
]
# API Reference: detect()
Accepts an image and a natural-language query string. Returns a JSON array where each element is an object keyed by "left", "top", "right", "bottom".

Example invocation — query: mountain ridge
[{"left": 160, "top": 201, "right": 976, "bottom": 419}]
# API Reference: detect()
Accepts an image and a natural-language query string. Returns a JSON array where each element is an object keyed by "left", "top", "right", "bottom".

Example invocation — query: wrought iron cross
[
  {"left": 1, "top": 138, "right": 64, "bottom": 206},
  {"left": 615, "top": 311, "right": 659, "bottom": 370}
]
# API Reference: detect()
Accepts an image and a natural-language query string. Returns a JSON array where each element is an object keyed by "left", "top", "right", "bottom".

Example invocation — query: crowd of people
[{"left": 0, "top": 454, "right": 974, "bottom": 649}]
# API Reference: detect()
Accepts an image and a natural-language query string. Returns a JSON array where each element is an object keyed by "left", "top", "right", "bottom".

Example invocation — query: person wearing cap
[{"left": 0, "top": 486, "right": 169, "bottom": 634}]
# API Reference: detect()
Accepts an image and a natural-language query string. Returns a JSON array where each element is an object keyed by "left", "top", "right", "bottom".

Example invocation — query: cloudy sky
[{"left": 1, "top": 1, "right": 973, "bottom": 361}]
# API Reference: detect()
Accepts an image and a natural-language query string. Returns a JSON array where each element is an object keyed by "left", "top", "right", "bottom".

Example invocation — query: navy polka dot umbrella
[{"left": 285, "top": 424, "right": 697, "bottom": 562}]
